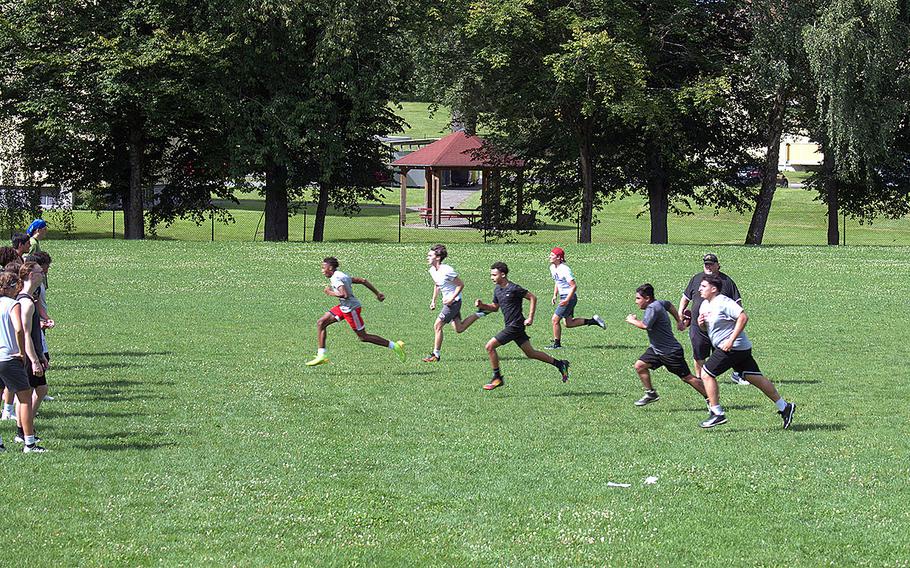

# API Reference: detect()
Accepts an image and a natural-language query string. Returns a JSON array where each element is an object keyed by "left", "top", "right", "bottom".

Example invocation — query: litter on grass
[
  {"left": 606, "top": 482, "right": 631, "bottom": 488},
  {"left": 644, "top": 476, "right": 659, "bottom": 485}
]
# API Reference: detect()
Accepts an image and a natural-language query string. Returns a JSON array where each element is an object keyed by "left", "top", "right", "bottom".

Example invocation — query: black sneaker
[
  {"left": 730, "top": 371, "right": 749, "bottom": 385},
  {"left": 779, "top": 402, "right": 795, "bottom": 429},
  {"left": 634, "top": 391, "right": 660, "bottom": 406},
  {"left": 0, "top": 443, "right": 5, "bottom": 452},
  {"left": 544, "top": 340, "right": 563, "bottom": 350},
  {"left": 700, "top": 412, "right": 728, "bottom": 428},
  {"left": 556, "top": 360, "right": 570, "bottom": 382}
]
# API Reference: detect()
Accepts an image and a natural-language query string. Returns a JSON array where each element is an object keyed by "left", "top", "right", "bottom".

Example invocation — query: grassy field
[
  {"left": 390, "top": 102, "right": 452, "bottom": 139},
  {"left": 54, "top": 185, "right": 910, "bottom": 246},
  {"left": 3, "top": 240, "right": 908, "bottom": 565}
]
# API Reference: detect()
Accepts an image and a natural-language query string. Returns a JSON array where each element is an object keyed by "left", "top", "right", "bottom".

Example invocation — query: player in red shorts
[{"left": 305, "top": 257, "right": 405, "bottom": 366}]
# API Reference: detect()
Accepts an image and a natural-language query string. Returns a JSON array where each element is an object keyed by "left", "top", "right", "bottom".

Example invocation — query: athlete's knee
[
  {"left": 355, "top": 331, "right": 370, "bottom": 342},
  {"left": 551, "top": 314, "right": 561, "bottom": 324},
  {"left": 485, "top": 340, "right": 497, "bottom": 353},
  {"left": 634, "top": 360, "right": 648, "bottom": 373},
  {"left": 434, "top": 319, "right": 444, "bottom": 331}
]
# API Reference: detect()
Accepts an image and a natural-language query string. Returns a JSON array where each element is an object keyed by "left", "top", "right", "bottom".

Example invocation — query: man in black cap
[{"left": 678, "top": 253, "right": 747, "bottom": 384}]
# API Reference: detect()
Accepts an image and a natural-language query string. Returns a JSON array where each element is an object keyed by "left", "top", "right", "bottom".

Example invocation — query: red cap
[{"left": 551, "top": 247, "right": 565, "bottom": 258}]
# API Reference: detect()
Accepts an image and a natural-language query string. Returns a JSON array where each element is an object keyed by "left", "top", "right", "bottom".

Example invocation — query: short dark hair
[
  {"left": 26, "top": 250, "right": 51, "bottom": 268},
  {"left": 490, "top": 261, "right": 509, "bottom": 275},
  {"left": 11, "top": 233, "right": 29, "bottom": 249},
  {"left": 701, "top": 274, "right": 724, "bottom": 291},
  {"left": 430, "top": 244, "right": 448, "bottom": 261},
  {"left": 636, "top": 283, "right": 655, "bottom": 299},
  {"left": 4, "top": 261, "right": 21, "bottom": 274},
  {"left": 0, "top": 247, "right": 18, "bottom": 267},
  {"left": 322, "top": 257, "right": 339, "bottom": 270}
]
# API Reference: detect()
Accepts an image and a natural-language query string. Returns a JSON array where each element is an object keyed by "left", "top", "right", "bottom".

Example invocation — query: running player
[
  {"left": 697, "top": 274, "right": 795, "bottom": 429},
  {"left": 476, "top": 262, "right": 569, "bottom": 390},
  {"left": 422, "top": 245, "right": 485, "bottom": 362},
  {"left": 305, "top": 257, "right": 405, "bottom": 366},
  {"left": 678, "top": 253, "right": 748, "bottom": 384},
  {"left": 625, "top": 283, "right": 708, "bottom": 406},
  {"left": 546, "top": 247, "right": 605, "bottom": 349}
]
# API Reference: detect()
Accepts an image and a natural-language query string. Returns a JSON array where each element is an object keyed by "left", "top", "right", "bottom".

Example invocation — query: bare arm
[
  {"left": 625, "top": 314, "right": 647, "bottom": 329},
  {"left": 352, "top": 277, "right": 385, "bottom": 301},
  {"left": 19, "top": 300, "right": 44, "bottom": 374},
  {"left": 429, "top": 285, "right": 439, "bottom": 310},
  {"left": 665, "top": 301, "right": 682, "bottom": 325},
  {"left": 10, "top": 303, "right": 26, "bottom": 362},
  {"left": 559, "top": 281, "right": 577, "bottom": 305},
  {"left": 447, "top": 277, "right": 465, "bottom": 306},
  {"left": 475, "top": 299, "right": 499, "bottom": 312},
  {"left": 677, "top": 295, "right": 691, "bottom": 330},
  {"left": 524, "top": 291, "right": 537, "bottom": 326},
  {"left": 552, "top": 283, "right": 558, "bottom": 304}
]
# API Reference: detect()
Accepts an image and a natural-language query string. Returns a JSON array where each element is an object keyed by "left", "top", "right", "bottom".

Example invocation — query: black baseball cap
[{"left": 703, "top": 253, "right": 719, "bottom": 264}]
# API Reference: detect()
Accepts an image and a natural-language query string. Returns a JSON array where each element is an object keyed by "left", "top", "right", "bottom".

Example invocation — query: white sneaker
[
  {"left": 730, "top": 371, "right": 749, "bottom": 385},
  {"left": 592, "top": 314, "right": 606, "bottom": 329},
  {"left": 23, "top": 444, "right": 47, "bottom": 453},
  {"left": 43, "top": 394, "right": 55, "bottom": 401},
  {"left": 0, "top": 410, "right": 16, "bottom": 421}
]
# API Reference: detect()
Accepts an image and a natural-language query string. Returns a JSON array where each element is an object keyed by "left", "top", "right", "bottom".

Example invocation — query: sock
[
  {"left": 433, "top": 349, "right": 440, "bottom": 357},
  {"left": 551, "top": 359, "right": 562, "bottom": 368},
  {"left": 17, "top": 426, "right": 23, "bottom": 437},
  {"left": 493, "top": 367, "right": 502, "bottom": 379},
  {"left": 553, "top": 338, "right": 561, "bottom": 345},
  {"left": 387, "top": 340, "right": 396, "bottom": 350},
  {"left": 317, "top": 348, "right": 326, "bottom": 356},
  {"left": 710, "top": 405, "right": 724, "bottom": 415},
  {"left": 775, "top": 398, "right": 788, "bottom": 412},
  {"left": 584, "top": 318, "right": 596, "bottom": 326},
  {"left": 646, "top": 389, "right": 657, "bottom": 394},
  {"left": 3, "top": 403, "right": 12, "bottom": 414},
  {"left": 474, "top": 311, "right": 487, "bottom": 318},
  {"left": 25, "top": 435, "right": 35, "bottom": 446}
]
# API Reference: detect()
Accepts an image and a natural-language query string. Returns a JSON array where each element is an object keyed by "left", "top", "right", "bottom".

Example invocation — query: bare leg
[
  {"left": 564, "top": 316, "right": 589, "bottom": 328},
  {"left": 693, "top": 359, "right": 705, "bottom": 381},
  {"left": 15, "top": 389, "right": 34, "bottom": 437},
  {"left": 433, "top": 319, "right": 444, "bottom": 351},
  {"left": 634, "top": 360, "right": 654, "bottom": 391},
  {"left": 551, "top": 315, "right": 562, "bottom": 342},
  {"left": 485, "top": 338, "right": 502, "bottom": 369},
  {"left": 316, "top": 313, "right": 337, "bottom": 349},
  {"left": 2, "top": 387, "right": 12, "bottom": 406},
  {"left": 742, "top": 373, "right": 783, "bottom": 403},
  {"left": 518, "top": 340, "right": 556, "bottom": 364},
  {"left": 681, "top": 374, "right": 708, "bottom": 397},
  {"left": 452, "top": 314, "right": 479, "bottom": 333},
  {"left": 701, "top": 372, "right": 720, "bottom": 407},
  {"left": 354, "top": 328, "right": 393, "bottom": 348},
  {"left": 32, "top": 384, "right": 48, "bottom": 414}
]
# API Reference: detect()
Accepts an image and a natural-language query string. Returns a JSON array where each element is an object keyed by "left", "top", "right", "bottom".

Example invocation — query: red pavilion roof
[{"left": 392, "top": 131, "right": 523, "bottom": 169}]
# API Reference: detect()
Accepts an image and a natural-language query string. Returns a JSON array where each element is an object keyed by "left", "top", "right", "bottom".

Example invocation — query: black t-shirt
[
  {"left": 684, "top": 271, "right": 741, "bottom": 319},
  {"left": 16, "top": 293, "right": 42, "bottom": 358},
  {"left": 493, "top": 282, "right": 528, "bottom": 329}
]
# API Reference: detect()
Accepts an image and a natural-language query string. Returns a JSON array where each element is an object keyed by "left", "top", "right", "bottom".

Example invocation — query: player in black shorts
[
  {"left": 474, "top": 262, "right": 569, "bottom": 390},
  {"left": 678, "top": 253, "right": 748, "bottom": 385}
]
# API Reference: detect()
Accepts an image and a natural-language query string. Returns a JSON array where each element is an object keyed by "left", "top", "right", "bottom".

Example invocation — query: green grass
[
  {"left": 390, "top": 101, "right": 452, "bottom": 139},
  {"left": 3, "top": 240, "right": 909, "bottom": 565}
]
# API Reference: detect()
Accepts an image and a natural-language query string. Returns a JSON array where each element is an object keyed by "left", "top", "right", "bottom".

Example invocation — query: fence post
[
  {"left": 112, "top": 210, "right": 116, "bottom": 238},
  {"left": 211, "top": 210, "right": 215, "bottom": 242},
  {"left": 842, "top": 211, "right": 846, "bottom": 246},
  {"left": 303, "top": 207, "right": 307, "bottom": 243},
  {"left": 398, "top": 210, "right": 401, "bottom": 243}
]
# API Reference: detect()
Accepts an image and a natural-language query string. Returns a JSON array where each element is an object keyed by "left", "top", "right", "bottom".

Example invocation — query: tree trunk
[
  {"left": 312, "top": 182, "right": 330, "bottom": 242},
  {"left": 823, "top": 150, "right": 839, "bottom": 245},
  {"left": 264, "top": 159, "right": 288, "bottom": 241},
  {"left": 577, "top": 122, "right": 595, "bottom": 243},
  {"left": 746, "top": 87, "right": 788, "bottom": 245},
  {"left": 647, "top": 142, "right": 669, "bottom": 244},
  {"left": 124, "top": 128, "right": 145, "bottom": 240}
]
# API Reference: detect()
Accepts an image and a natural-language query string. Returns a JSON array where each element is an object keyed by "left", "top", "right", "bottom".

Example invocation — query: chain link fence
[{"left": 5, "top": 184, "right": 910, "bottom": 246}]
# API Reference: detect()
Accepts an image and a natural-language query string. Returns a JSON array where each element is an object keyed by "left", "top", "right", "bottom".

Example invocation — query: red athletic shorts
[{"left": 330, "top": 305, "right": 365, "bottom": 331}]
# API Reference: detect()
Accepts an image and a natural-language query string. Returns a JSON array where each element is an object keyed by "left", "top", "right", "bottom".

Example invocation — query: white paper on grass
[
  {"left": 644, "top": 476, "right": 659, "bottom": 485},
  {"left": 606, "top": 482, "right": 631, "bottom": 488}
]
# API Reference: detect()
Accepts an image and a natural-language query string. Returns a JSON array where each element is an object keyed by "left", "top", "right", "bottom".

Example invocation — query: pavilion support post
[
  {"left": 491, "top": 169, "right": 501, "bottom": 229},
  {"left": 481, "top": 169, "right": 489, "bottom": 230},
  {"left": 424, "top": 167, "right": 432, "bottom": 215},
  {"left": 515, "top": 169, "right": 525, "bottom": 227},
  {"left": 399, "top": 167, "right": 408, "bottom": 225},
  {"left": 433, "top": 169, "right": 442, "bottom": 227}
]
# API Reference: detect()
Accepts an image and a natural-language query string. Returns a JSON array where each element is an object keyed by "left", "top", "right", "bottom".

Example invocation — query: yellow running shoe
[
  {"left": 393, "top": 341, "right": 406, "bottom": 363},
  {"left": 305, "top": 353, "right": 330, "bottom": 366}
]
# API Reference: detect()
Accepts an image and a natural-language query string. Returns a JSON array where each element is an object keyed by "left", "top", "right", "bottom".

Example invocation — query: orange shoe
[
  {"left": 422, "top": 354, "right": 440, "bottom": 362},
  {"left": 482, "top": 378, "right": 504, "bottom": 390}
]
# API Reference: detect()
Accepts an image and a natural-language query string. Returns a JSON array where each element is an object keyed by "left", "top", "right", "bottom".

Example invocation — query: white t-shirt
[
  {"left": 699, "top": 294, "right": 752, "bottom": 350},
  {"left": 330, "top": 270, "right": 361, "bottom": 313},
  {"left": 429, "top": 264, "right": 461, "bottom": 303},
  {"left": 0, "top": 296, "right": 20, "bottom": 361},
  {"left": 550, "top": 263, "right": 575, "bottom": 296}
]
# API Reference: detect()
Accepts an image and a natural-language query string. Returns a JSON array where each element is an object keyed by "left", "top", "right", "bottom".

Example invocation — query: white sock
[
  {"left": 710, "top": 405, "right": 724, "bottom": 415},
  {"left": 775, "top": 398, "right": 787, "bottom": 412},
  {"left": 317, "top": 348, "right": 326, "bottom": 355},
  {"left": 433, "top": 349, "right": 440, "bottom": 357},
  {"left": 474, "top": 311, "right": 487, "bottom": 318},
  {"left": 25, "top": 435, "right": 35, "bottom": 446},
  {"left": 388, "top": 340, "right": 396, "bottom": 349},
  {"left": 3, "top": 403, "right": 12, "bottom": 414}
]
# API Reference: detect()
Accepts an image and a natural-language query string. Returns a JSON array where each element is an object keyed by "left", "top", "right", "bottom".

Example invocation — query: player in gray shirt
[{"left": 625, "top": 284, "right": 708, "bottom": 407}]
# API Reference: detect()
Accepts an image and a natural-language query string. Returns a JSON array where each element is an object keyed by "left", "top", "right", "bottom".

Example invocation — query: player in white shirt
[
  {"left": 422, "top": 245, "right": 486, "bottom": 362},
  {"left": 305, "top": 257, "right": 406, "bottom": 366},
  {"left": 696, "top": 274, "right": 795, "bottom": 429},
  {"left": 546, "top": 247, "right": 605, "bottom": 350}
]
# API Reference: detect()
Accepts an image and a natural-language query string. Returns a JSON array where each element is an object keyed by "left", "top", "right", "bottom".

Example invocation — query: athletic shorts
[
  {"left": 26, "top": 356, "right": 47, "bottom": 388},
  {"left": 494, "top": 326, "right": 531, "bottom": 347},
  {"left": 438, "top": 299, "right": 462, "bottom": 324},
  {"left": 689, "top": 326, "right": 714, "bottom": 361},
  {"left": 703, "top": 348, "right": 762, "bottom": 379},
  {"left": 638, "top": 347, "right": 692, "bottom": 379},
  {"left": 554, "top": 294, "right": 578, "bottom": 319},
  {"left": 0, "top": 358, "right": 30, "bottom": 392},
  {"left": 329, "top": 305, "right": 366, "bottom": 331}
]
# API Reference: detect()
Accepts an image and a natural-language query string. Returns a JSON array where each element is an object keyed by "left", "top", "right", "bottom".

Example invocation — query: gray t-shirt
[
  {"left": 643, "top": 300, "right": 683, "bottom": 355},
  {"left": 700, "top": 294, "right": 752, "bottom": 350}
]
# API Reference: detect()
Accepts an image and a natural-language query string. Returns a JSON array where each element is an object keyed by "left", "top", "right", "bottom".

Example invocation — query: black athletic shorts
[
  {"left": 26, "top": 356, "right": 47, "bottom": 388},
  {"left": 0, "top": 358, "right": 30, "bottom": 392},
  {"left": 639, "top": 347, "right": 692, "bottom": 379},
  {"left": 689, "top": 326, "right": 714, "bottom": 361},
  {"left": 495, "top": 326, "right": 531, "bottom": 347},
  {"left": 703, "top": 348, "right": 762, "bottom": 379}
]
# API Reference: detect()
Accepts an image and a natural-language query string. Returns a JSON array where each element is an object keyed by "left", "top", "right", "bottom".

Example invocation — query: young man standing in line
[
  {"left": 697, "top": 274, "right": 795, "bottom": 429},
  {"left": 305, "top": 257, "right": 406, "bottom": 367},
  {"left": 678, "top": 253, "right": 748, "bottom": 385},
  {"left": 546, "top": 247, "right": 605, "bottom": 350},
  {"left": 625, "top": 283, "right": 708, "bottom": 406},
  {"left": 475, "top": 262, "right": 569, "bottom": 390},
  {"left": 14, "top": 262, "right": 48, "bottom": 444},
  {"left": 422, "top": 245, "right": 486, "bottom": 362}
]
